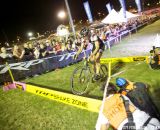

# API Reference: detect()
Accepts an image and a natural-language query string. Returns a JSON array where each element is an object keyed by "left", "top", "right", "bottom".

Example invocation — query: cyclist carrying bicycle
[{"left": 74, "top": 27, "right": 105, "bottom": 80}]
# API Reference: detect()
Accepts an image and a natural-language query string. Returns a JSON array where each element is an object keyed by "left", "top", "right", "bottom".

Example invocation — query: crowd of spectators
[
  {"left": 0, "top": 14, "right": 159, "bottom": 64},
  {"left": 0, "top": 37, "right": 82, "bottom": 64}
]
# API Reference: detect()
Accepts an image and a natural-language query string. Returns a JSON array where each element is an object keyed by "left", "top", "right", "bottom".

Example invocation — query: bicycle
[{"left": 70, "top": 58, "right": 108, "bottom": 95}]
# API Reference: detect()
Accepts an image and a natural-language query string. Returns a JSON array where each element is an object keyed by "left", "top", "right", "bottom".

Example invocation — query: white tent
[
  {"left": 119, "top": 8, "right": 139, "bottom": 19},
  {"left": 102, "top": 9, "right": 127, "bottom": 24}
]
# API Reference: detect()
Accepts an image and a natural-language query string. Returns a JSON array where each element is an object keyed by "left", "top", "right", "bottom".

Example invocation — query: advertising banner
[
  {"left": 135, "top": 0, "right": 142, "bottom": 13},
  {"left": 119, "top": 0, "right": 126, "bottom": 18},
  {"left": 83, "top": 1, "right": 93, "bottom": 23},
  {"left": 0, "top": 49, "right": 92, "bottom": 83},
  {"left": 106, "top": 3, "right": 112, "bottom": 13}
]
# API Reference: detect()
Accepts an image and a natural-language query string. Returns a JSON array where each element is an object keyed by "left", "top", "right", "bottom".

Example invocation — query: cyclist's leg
[
  {"left": 95, "top": 52, "right": 103, "bottom": 75},
  {"left": 92, "top": 52, "right": 103, "bottom": 81},
  {"left": 90, "top": 55, "right": 96, "bottom": 74}
]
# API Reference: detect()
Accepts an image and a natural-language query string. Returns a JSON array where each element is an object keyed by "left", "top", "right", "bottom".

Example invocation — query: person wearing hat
[
  {"left": 150, "top": 46, "right": 160, "bottom": 69},
  {"left": 96, "top": 83, "right": 160, "bottom": 130},
  {"left": 116, "top": 78, "right": 160, "bottom": 121}
]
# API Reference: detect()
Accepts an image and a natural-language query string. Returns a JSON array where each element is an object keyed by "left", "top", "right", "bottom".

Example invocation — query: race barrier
[
  {"left": 2, "top": 62, "right": 102, "bottom": 113},
  {"left": 2, "top": 81, "right": 102, "bottom": 113},
  {"left": 0, "top": 49, "right": 92, "bottom": 84},
  {"left": 100, "top": 56, "right": 149, "bottom": 64},
  {"left": 26, "top": 84, "right": 102, "bottom": 113},
  {"left": 104, "top": 16, "right": 160, "bottom": 50}
]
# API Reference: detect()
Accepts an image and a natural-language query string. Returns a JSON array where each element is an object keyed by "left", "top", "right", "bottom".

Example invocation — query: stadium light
[
  {"left": 58, "top": 11, "right": 66, "bottom": 19},
  {"left": 28, "top": 32, "right": 33, "bottom": 37}
]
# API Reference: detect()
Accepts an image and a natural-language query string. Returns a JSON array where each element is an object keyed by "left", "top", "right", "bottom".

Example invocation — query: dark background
[{"left": 0, "top": 0, "right": 158, "bottom": 43}]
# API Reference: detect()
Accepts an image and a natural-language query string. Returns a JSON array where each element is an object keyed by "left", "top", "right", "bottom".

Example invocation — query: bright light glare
[
  {"left": 58, "top": 11, "right": 66, "bottom": 19},
  {"left": 28, "top": 32, "right": 33, "bottom": 37}
]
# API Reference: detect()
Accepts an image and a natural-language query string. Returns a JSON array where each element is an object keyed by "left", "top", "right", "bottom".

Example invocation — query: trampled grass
[
  {"left": 0, "top": 89, "right": 98, "bottom": 130},
  {"left": 0, "top": 20, "right": 160, "bottom": 130}
]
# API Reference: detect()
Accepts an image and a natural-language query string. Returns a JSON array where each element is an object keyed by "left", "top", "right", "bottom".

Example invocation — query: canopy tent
[
  {"left": 119, "top": 8, "right": 139, "bottom": 19},
  {"left": 101, "top": 9, "right": 127, "bottom": 24}
]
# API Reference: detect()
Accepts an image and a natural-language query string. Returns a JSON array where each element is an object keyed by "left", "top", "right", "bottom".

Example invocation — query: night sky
[{"left": 0, "top": 0, "right": 157, "bottom": 43}]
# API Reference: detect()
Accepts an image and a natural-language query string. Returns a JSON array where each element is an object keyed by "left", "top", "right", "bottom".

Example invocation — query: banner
[
  {"left": 26, "top": 84, "right": 102, "bottom": 113},
  {"left": 106, "top": 3, "right": 112, "bottom": 13},
  {"left": 83, "top": 1, "right": 93, "bottom": 23},
  {"left": 135, "top": 0, "right": 142, "bottom": 13},
  {"left": 119, "top": 0, "right": 126, "bottom": 18},
  {"left": 100, "top": 56, "right": 149, "bottom": 64},
  {"left": 0, "top": 49, "right": 92, "bottom": 84}
]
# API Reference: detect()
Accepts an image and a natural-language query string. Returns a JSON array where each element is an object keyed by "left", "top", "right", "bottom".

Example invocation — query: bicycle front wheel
[{"left": 71, "top": 66, "right": 91, "bottom": 95}]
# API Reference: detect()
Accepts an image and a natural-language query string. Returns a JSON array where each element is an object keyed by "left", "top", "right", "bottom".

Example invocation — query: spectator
[
  {"left": 23, "top": 43, "right": 34, "bottom": 61},
  {"left": 65, "top": 40, "right": 72, "bottom": 52},
  {"left": 54, "top": 42, "right": 62, "bottom": 54},
  {"left": 39, "top": 44, "right": 48, "bottom": 58},
  {"left": 75, "top": 37, "right": 82, "bottom": 49},
  {"left": 24, "top": 43, "right": 32, "bottom": 55},
  {"left": 34, "top": 47, "right": 40, "bottom": 59},
  {"left": 28, "top": 43, "right": 34, "bottom": 54},
  {"left": 61, "top": 43, "right": 68, "bottom": 54},
  {"left": 5, "top": 42, "right": 10, "bottom": 47},
  {"left": 12, "top": 45, "right": 25, "bottom": 60},
  {"left": 0, "top": 47, "right": 13, "bottom": 59},
  {"left": 45, "top": 40, "right": 55, "bottom": 54}
]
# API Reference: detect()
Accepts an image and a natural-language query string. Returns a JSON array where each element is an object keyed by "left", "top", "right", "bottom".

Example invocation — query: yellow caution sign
[
  {"left": 26, "top": 84, "right": 102, "bottom": 113},
  {"left": 101, "top": 56, "right": 149, "bottom": 64}
]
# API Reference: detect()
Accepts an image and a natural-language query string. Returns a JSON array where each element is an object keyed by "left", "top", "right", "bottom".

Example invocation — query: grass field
[{"left": 0, "top": 20, "right": 160, "bottom": 130}]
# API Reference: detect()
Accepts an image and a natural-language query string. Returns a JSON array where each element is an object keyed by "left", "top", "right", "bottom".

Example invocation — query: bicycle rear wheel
[{"left": 71, "top": 66, "right": 91, "bottom": 95}]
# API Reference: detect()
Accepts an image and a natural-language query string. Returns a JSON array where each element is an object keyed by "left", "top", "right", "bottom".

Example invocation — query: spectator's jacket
[
  {"left": 120, "top": 81, "right": 160, "bottom": 120},
  {"left": 103, "top": 94, "right": 136, "bottom": 129}
]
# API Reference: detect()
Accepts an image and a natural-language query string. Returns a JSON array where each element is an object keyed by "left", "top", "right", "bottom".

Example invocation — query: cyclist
[{"left": 74, "top": 27, "right": 105, "bottom": 80}]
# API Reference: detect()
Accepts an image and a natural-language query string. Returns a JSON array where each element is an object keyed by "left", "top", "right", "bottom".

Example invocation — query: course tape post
[
  {"left": 97, "top": 62, "right": 112, "bottom": 126},
  {"left": 26, "top": 84, "right": 102, "bottom": 113}
]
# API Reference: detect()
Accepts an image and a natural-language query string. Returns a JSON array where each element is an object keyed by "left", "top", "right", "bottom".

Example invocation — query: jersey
[{"left": 90, "top": 34, "right": 104, "bottom": 53}]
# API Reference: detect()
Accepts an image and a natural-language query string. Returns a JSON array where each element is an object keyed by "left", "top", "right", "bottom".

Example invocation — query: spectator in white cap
[{"left": 0, "top": 47, "right": 12, "bottom": 59}]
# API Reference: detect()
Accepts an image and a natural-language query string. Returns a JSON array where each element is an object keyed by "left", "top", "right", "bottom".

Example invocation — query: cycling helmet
[
  {"left": 80, "top": 27, "right": 90, "bottom": 37},
  {"left": 116, "top": 78, "right": 127, "bottom": 87}
]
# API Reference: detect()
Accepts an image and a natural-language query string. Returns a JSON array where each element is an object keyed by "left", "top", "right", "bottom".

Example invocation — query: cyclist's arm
[
  {"left": 92, "top": 41, "right": 100, "bottom": 56},
  {"left": 75, "top": 43, "right": 84, "bottom": 57}
]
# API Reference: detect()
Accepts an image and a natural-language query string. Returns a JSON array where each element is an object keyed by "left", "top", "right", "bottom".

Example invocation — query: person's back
[
  {"left": 96, "top": 84, "right": 160, "bottom": 130},
  {"left": 103, "top": 94, "right": 136, "bottom": 129},
  {"left": 116, "top": 78, "right": 160, "bottom": 121}
]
